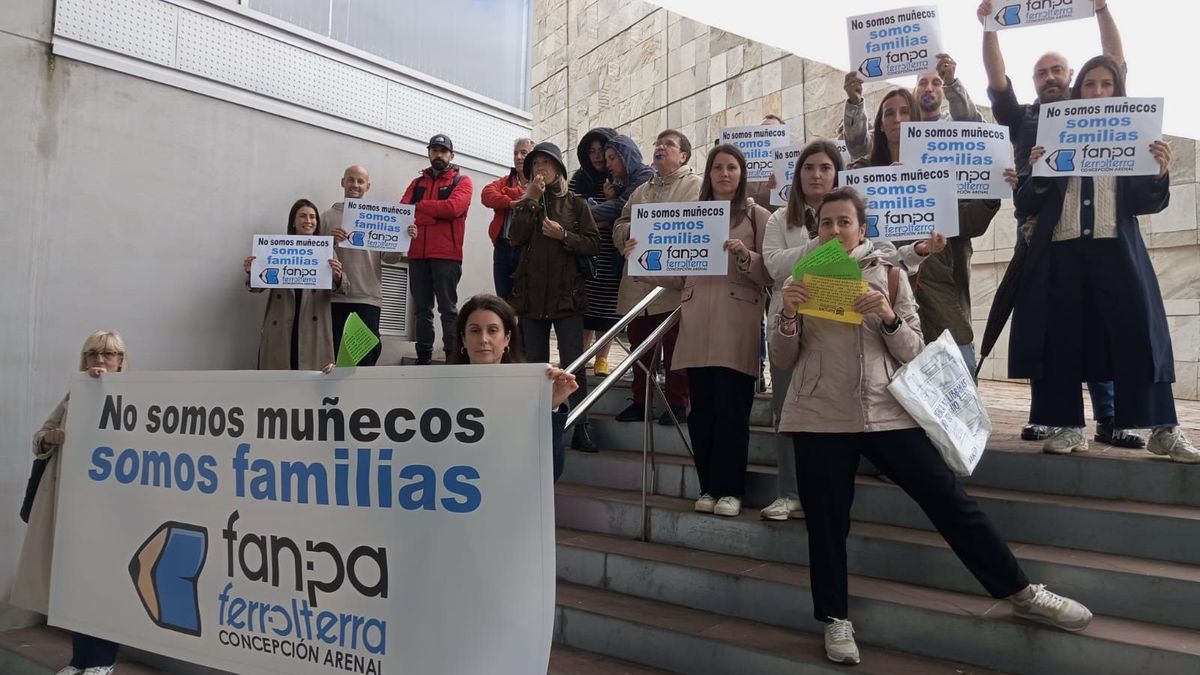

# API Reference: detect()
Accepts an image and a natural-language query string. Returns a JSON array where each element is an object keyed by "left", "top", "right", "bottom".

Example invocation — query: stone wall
[{"left": 530, "top": 0, "right": 1200, "bottom": 400}]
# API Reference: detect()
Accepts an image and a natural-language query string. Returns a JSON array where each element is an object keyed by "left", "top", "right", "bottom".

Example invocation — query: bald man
[{"left": 322, "top": 165, "right": 402, "bottom": 366}]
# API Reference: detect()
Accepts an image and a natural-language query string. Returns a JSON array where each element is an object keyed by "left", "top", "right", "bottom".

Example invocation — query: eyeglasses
[
  {"left": 654, "top": 139, "right": 679, "bottom": 149},
  {"left": 85, "top": 350, "right": 123, "bottom": 359}
]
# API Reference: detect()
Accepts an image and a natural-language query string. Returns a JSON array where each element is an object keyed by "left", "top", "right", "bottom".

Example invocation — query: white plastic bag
[{"left": 887, "top": 330, "right": 991, "bottom": 476}]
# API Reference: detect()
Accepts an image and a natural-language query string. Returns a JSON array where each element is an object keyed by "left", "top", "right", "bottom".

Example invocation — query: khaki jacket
[
  {"left": 507, "top": 178, "right": 601, "bottom": 319},
  {"left": 770, "top": 245, "right": 925, "bottom": 434},
  {"left": 650, "top": 201, "right": 773, "bottom": 377},
  {"left": 12, "top": 395, "right": 69, "bottom": 614},
  {"left": 252, "top": 278, "right": 346, "bottom": 370},
  {"left": 913, "top": 199, "right": 1000, "bottom": 345},
  {"left": 612, "top": 165, "right": 703, "bottom": 316}
]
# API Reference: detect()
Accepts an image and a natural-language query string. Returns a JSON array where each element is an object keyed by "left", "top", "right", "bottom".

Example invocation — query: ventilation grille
[{"left": 379, "top": 261, "right": 410, "bottom": 338}]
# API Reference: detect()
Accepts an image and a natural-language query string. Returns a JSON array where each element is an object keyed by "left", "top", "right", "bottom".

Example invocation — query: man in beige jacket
[{"left": 611, "top": 129, "right": 701, "bottom": 425}]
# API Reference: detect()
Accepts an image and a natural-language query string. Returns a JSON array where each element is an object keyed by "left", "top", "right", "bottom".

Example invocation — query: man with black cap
[{"left": 401, "top": 134, "right": 474, "bottom": 364}]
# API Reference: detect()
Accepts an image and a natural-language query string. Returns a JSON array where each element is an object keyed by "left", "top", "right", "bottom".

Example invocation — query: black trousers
[
  {"left": 522, "top": 314, "right": 589, "bottom": 423},
  {"left": 409, "top": 259, "right": 461, "bottom": 358},
  {"left": 687, "top": 367, "right": 755, "bottom": 498},
  {"left": 331, "top": 302, "right": 382, "bottom": 366},
  {"left": 793, "top": 428, "right": 1029, "bottom": 622},
  {"left": 70, "top": 632, "right": 118, "bottom": 668}
]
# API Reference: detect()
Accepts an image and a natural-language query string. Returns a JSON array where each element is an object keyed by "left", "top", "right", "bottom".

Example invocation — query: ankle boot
[{"left": 571, "top": 423, "right": 599, "bottom": 452}]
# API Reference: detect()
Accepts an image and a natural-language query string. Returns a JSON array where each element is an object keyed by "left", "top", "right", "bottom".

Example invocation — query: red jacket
[
  {"left": 400, "top": 166, "right": 474, "bottom": 261},
  {"left": 481, "top": 169, "right": 527, "bottom": 244}
]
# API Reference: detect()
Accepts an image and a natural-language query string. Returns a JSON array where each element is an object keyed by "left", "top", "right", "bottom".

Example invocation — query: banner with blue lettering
[
  {"left": 48, "top": 367, "right": 556, "bottom": 675},
  {"left": 339, "top": 199, "right": 414, "bottom": 253},
  {"left": 985, "top": 0, "right": 1095, "bottom": 32},
  {"left": 719, "top": 124, "right": 791, "bottom": 180},
  {"left": 840, "top": 166, "right": 959, "bottom": 239},
  {"left": 1033, "top": 97, "right": 1164, "bottom": 177},
  {"left": 629, "top": 200, "right": 730, "bottom": 276},
  {"left": 847, "top": 5, "right": 943, "bottom": 81},
  {"left": 250, "top": 235, "right": 335, "bottom": 289},
  {"left": 899, "top": 121, "right": 1014, "bottom": 199}
]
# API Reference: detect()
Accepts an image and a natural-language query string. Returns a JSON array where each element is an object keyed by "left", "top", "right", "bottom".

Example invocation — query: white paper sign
[
  {"left": 49, "top": 367, "right": 555, "bottom": 675},
  {"left": 720, "top": 124, "right": 791, "bottom": 180},
  {"left": 770, "top": 145, "right": 803, "bottom": 206},
  {"left": 835, "top": 139, "right": 854, "bottom": 166},
  {"left": 630, "top": 200, "right": 730, "bottom": 276},
  {"left": 985, "top": 0, "right": 1094, "bottom": 31},
  {"left": 840, "top": 166, "right": 959, "bottom": 238},
  {"left": 1033, "top": 97, "right": 1164, "bottom": 177},
  {"left": 250, "top": 235, "right": 335, "bottom": 289},
  {"left": 900, "top": 121, "right": 1014, "bottom": 199},
  {"left": 339, "top": 199, "right": 414, "bottom": 252},
  {"left": 847, "top": 5, "right": 943, "bottom": 81}
]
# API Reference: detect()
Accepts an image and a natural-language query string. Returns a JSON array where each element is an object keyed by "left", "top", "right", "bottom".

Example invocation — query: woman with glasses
[{"left": 13, "top": 331, "right": 128, "bottom": 675}]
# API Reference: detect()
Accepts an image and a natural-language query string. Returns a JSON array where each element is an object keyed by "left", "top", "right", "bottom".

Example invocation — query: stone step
[
  {"left": 557, "top": 529, "right": 1200, "bottom": 675},
  {"left": 554, "top": 480, "right": 1200, "bottom": 630},
  {"left": 556, "top": 582, "right": 1006, "bottom": 675},
  {"left": 549, "top": 644, "right": 675, "bottom": 674}
]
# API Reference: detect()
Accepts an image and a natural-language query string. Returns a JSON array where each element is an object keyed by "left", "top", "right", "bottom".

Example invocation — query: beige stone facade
[{"left": 530, "top": 0, "right": 1200, "bottom": 400}]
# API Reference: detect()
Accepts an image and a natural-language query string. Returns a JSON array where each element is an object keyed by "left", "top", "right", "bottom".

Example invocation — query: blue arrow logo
[
  {"left": 866, "top": 215, "right": 881, "bottom": 238},
  {"left": 859, "top": 58, "right": 883, "bottom": 79},
  {"left": 129, "top": 522, "right": 208, "bottom": 636},
  {"left": 349, "top": 231, "right": 366, "bottom": 246},
  {"left": 259, "top": 268, "right": 280, "bottom": 285},
  {"left": 638, "top": 249, "right": 663, "bottom": 271},
  {"left": 996, "top": 5, "right": 1022, "bottom": 26},
  {"left": 1047, "top": 149, "right": 1076, "bottom": 172}
]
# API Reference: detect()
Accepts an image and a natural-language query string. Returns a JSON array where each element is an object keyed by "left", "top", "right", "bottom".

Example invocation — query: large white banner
[
  {"left": 847, "top": 5, "right": 943, "bottom": 81},
  {"left": 629, "top": 201, "right": 730, "bottom": 276},
  {"left": 250, "top": 235, "right": 335, "bottom": 289},
  {"left": 339, "top": 199, "right": 414, "bottom": 253},
  {"left": 899, "top": 121, "right": 1014, "bottom": 199},
  {"left": 719, "top": 124, "right": 791, "bottom": 180},
  {"left": 50, "top": 367, "right": 555, "bottom": 675},
  {"left": 840, "top": 166, "right": 959, "bottom": 239},
  {"left": 985, "top": 0, "right": 1095, "bottom": 31},
  {"left": 1033, "top": 97, "right": 1164, "bottom": 177}
]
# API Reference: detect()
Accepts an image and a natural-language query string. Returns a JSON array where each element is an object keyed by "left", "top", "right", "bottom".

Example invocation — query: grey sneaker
[
  {"left": 824, "top": 618, "right": 861, "bottom": 664},
  {"left": 55, "top": 668, "right": 84, "bottom": 675},
  {"left": 694, "top": 494, "right": 716, "bottom": 513},
  {"left": 760, "top": 497, "right": 803, "bottom": 521},
  {"left": 1010, "top": 584, "right": 1093, "bottom": 632},
  {"left": 1147, "top": 427, "right": 1200, "bottom": 464},
  {"left": 81, "top": 668, "right": 115, "bottom": 675},
  {"left": 1043, "top": 427, "right": 1088, "bottom": 455},
  {"left": 713, "top": 496, "right": 742, "bottom": 517}
]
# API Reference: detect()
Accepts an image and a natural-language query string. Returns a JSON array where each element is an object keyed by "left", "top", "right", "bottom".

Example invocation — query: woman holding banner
[
  {"left": 13, "top": 330, "right": 128, "bottom": 675},
  {"left": 451, "top": 293, "right": 579, "bottom": 481},
  {"left": 771, "top": 187, "right": 1092, "bottom": 665},
  {"left": 1014, "top": 56, "right": 1197, "bottom": 462},
  {"left": 624, "top": 144, "right": 772, "bottom": 517},
  {"left": 243, "top": 199, "right": 344, "bottom": 372}
]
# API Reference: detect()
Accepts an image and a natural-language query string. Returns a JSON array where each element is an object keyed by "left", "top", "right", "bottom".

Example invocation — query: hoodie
[
  {"left": 588, "top": 135, "right": 654, "bottom": 226},
  {"left": 569, "top": 127, "right": 617, "bottom": 201}
]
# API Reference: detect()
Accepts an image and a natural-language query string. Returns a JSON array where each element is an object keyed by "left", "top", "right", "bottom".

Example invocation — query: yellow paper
[{"left": 796, "top": 274, "right": 868, "bottom": 325}]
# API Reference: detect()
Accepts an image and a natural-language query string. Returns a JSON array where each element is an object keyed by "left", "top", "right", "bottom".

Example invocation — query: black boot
[
  {"left": 415, "top": 352, "right": 433, "bottom": 365},
  {"left": 571, "top": 423, "right": 599, "bottom": 452}
]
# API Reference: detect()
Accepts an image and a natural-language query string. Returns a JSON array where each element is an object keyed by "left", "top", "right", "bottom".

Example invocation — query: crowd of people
[{"left": 16, "top": 1, "right": 1200, "bottom": 672}]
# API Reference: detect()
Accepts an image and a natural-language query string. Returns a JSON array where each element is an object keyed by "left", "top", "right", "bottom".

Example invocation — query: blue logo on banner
[
  {"left": 859, "top": 58, "right": 883, "bottom": 78},
  {"left": 866, "top": 215, "right": 881, "bottom": 238},
  {"left": 259, "top": 268, "right": 280, "bottom": 285},
  {"left": 129, "top": 522, "right": 208, "bottom": 636},
  {"left": 996, "top": 5, "right": 1022, "bottom": 26},
  {"left": 638, "top": 249, "right": 663, "bottom": 271},
  {"left": 349, "top": 231, "right": 366, "bottom": 246},
  {"left": 1047, "top": 149, "right": 1076, "bottom": 172}
]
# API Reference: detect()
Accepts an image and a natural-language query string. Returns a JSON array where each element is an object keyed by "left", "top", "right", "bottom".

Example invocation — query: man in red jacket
[
  {"left": 401, "top": 134, "right": 474, "bottom": 364},
  {"left": 482, "top": 137, "right": 533, "bottom": 300}
]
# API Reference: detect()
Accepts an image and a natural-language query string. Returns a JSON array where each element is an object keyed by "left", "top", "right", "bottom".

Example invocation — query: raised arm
[
  {"left": 1095, "top": 1, "right": 1125, "bottom": 66},
  {"left": 977, "top": 1, "right": 1009, "bottom": 92},
  {"left": 843, "top": 72, "right": 872, "bottom": 162}
]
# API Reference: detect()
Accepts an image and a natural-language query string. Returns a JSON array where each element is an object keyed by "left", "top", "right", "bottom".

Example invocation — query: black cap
[
  {"left": 523, "top": 141, "right": 568, "bottom": 181},
  {"left": 427, "top": 134, "right": 453, "bottom": 152}
]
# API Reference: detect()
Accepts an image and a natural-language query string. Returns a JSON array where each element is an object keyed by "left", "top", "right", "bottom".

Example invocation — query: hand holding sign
[
  {"left": 843, "top": 72, "right": 864, "bottom": 105},
  {"left": 1150, "top": 140, "right": 1171, "bottom": 178},
  {"left": 780, "top": 277, "right": 811, "bottom": 315},
  {"left": 853, "top": 288, "right": 898, "bottom": 325}
]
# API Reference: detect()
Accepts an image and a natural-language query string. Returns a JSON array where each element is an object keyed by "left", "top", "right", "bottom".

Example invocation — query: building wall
[
  {"left": 0, "top": 0, "right": 519, "bottom": 629},
  {"left": 530, "top": 0, "right": 1200, "bottom": 398}
]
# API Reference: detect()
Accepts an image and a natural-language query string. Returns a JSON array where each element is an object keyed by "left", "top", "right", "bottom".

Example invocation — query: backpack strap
[{"left": 886, "top": 265, "right": 900, "bottom": 307}]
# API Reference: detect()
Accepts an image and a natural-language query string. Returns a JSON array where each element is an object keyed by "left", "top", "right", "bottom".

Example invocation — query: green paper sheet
[
  {"left": 804, "top": 258, "right": 862, "bottom": 281},
  {"left": 335, "top": 312, "right": 381, "bottom": 367},
  {"left": 792, "top": 238, "right": 861, "bottom": 281}
]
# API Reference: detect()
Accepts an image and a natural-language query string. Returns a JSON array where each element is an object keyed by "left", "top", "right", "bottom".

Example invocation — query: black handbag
[{"left": 20, "top": 457, "right": 49, "bottom": 523}]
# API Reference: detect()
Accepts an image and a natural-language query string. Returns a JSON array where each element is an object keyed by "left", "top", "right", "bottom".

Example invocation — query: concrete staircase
[{"left": 552, "top": 379, "right": 1200, "bottom": 674}]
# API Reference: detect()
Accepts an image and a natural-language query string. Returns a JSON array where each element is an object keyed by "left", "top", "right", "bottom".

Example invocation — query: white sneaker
[
  {"left": 759, "top": 497, "right": 804, "bottom": 521},
  {"left": 1043, "top": 427, "right": 1088, "bottom": 454},
  {"left": 824, "top": 618, "right": 860, "bottom": 664},
  {"left": 713, "top": 496, "right": 742, "bottom": 517},
  {"left": 55, "top": 668, "right": 84, "bottom": 675},
  {"left": 81, "top": 668, "right": 115, "bottom": 675},
  {"left": 694, "top": 494, "right": 716, "bottom": 513},
  {"left": 1147, "top": 427, "right": 1200, "bottom": 464},
  {"left": 1010, "top": 584, "right": 1093, "bottom": 632}
]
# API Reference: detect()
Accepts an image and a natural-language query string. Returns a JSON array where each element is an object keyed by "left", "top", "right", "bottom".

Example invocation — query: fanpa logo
[
  {"left": 638, "top": 249, "right": 663, "bottom": 271},
  {"left": 129, "top": 521, "right": 208, "bottom": 636},
  {"left": 349, "top": 231, "right": 367, "bottom": 246}
]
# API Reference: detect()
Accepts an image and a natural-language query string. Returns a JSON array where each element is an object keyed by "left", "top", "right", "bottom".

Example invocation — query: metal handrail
[{"left": 564, "top": 286, "right": 669, "bottom": 377}]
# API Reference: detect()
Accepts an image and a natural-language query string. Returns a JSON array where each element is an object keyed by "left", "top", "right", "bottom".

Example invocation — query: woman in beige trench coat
[{"left": 13, "top": 330, "right": 127, "bottom": 675}]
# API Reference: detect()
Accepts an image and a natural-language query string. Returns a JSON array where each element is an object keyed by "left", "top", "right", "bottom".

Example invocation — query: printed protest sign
[
  {"left": 798, "top": 275, "right": 869, "bottom": 325},
  {"left": 49, "top": 366, "right": 555, "bottom": 675},
  {"left": 836, "top": 139, "right": 854, "bottom": 166},
  {"left": 985, "top": 0, "right": 1094, "bottom": 31},
  {"left": 840, "top": 166, "right": 959, "bottom": 238},
  {"left": 335, "top": 312, "right": 381, "bottom": 367},
  {"left": 847, "top": 5, "right": 943, "bottom": 81},
  {"left": 250, "top": 235, "right": 334, "bottom": 289},
  {"left": 771, "top": 145, "right": 803, "bottom": 206},
  {"left": 900, "top": 121, "right": 1014, "bottom": 198},
  {"left": 630, "top": 201, "right": 730, "bottom": 277},
  {"left": 720, "top": 124, "right": 791, "bottom": 180},
  {"left": 339, "top": 199, "right": 414, "bottom": 253},
  {"left": 1033, "top": 97, "right": 1164, "bottom": 177}
]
